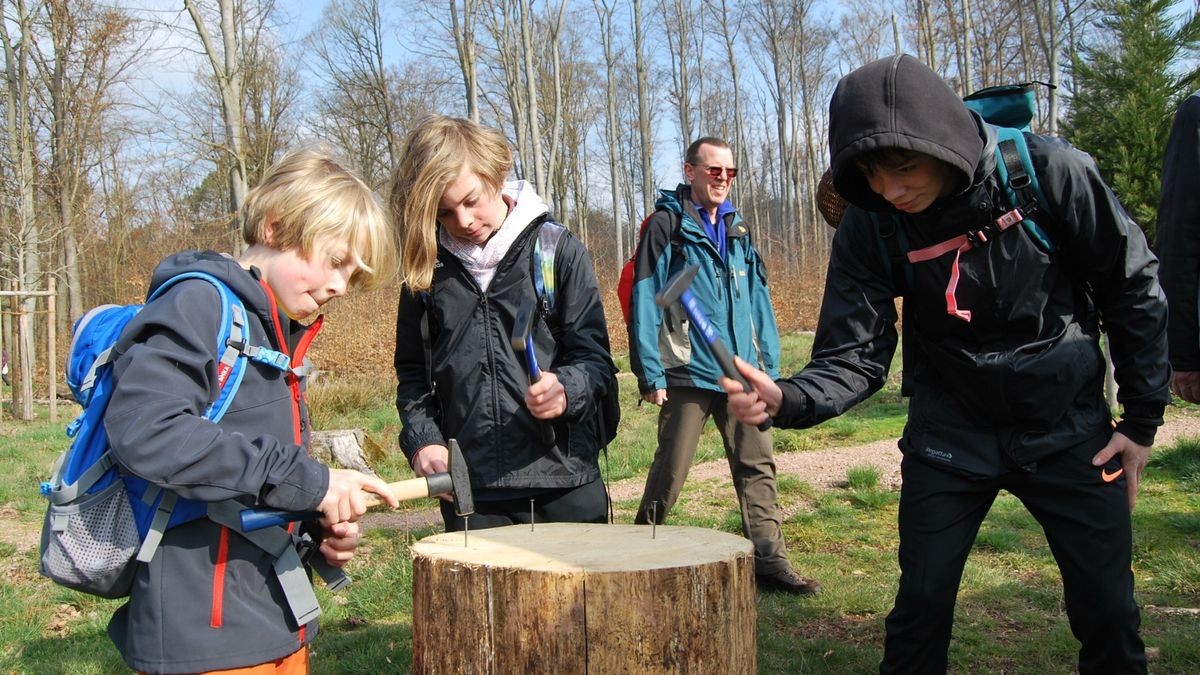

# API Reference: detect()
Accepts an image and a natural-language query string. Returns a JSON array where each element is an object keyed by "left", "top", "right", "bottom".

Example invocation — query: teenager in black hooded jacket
[{"left": 723, "top": 55, "right": 1168, "bottom": 674}]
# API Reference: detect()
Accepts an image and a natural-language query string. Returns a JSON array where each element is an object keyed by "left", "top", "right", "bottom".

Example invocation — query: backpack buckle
[{"left": 966, "top": 228, "right": 990, "bottom": 247}]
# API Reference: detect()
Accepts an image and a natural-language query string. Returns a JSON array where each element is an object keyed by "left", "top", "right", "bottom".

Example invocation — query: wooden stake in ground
[{"left": 410, "top": 522, "right": 756, "bottom": 674}]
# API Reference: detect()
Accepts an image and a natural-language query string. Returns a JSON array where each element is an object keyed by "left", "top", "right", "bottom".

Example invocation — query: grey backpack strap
[
  {"left": 136, "top": 488, "right": 176, "bottom": 563},
  {"left": 207, "top": 500, "right": 325, "bottom": 626}
]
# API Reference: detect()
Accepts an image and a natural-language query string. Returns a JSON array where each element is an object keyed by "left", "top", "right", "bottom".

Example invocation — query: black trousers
[
  {"left": 439, "top": 477, "right": 609, "bottom": 531},
  {"left": 881, "top": 434, "right": 1146, "bottom": 674}
]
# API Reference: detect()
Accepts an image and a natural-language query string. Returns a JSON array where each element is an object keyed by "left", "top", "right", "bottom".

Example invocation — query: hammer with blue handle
[
  {"left": 512, "top": 295, "right": 556, "bottom": 445},
  {"left": 654, "top": 264, "right": 772, "bottom": 432}
]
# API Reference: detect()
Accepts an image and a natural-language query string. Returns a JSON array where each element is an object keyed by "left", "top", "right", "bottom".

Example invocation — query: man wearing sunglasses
[{"left": 628, "top": 137, "right": 820, "bottom": 596}]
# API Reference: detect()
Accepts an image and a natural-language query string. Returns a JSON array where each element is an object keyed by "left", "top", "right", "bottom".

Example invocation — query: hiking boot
[{"left": 756, "top": 568, "right": 822, "bottom": 596}]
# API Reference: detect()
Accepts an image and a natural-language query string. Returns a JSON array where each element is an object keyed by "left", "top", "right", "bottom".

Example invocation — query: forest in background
[{"left": 1, "top": 0, "right": 1198, "bottom": 415}]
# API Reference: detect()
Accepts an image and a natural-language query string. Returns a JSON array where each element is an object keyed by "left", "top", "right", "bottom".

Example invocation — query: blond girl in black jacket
[{"left": 389, "top": 115, "right": 618, "bottom": 530}]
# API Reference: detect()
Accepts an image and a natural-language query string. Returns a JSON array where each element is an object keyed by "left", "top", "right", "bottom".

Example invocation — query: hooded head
[{"left": 827, "top": 54, "right": 983, "bottom": 213}]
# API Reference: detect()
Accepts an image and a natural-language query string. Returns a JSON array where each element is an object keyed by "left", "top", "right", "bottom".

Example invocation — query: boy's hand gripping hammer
[
  {"left": 238, "top": 439, "right": 475, "bottom": 532},
  {"left": 512, "top": 295, "right": 556, "bottom": 445},
  {"left": 655, "top": 264, "right": 772, "bottom": 431}
]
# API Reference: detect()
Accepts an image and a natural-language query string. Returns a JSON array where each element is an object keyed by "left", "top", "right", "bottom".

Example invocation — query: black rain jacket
[
  {"left": 394, "top": 217, "right": 617, "bottom": 490},
  {"left": 777, "top": 54, "right": 1170, "bottom": 476},
  {"left": 1156, "top": 91, "right": 1200, "bottom": 373}
]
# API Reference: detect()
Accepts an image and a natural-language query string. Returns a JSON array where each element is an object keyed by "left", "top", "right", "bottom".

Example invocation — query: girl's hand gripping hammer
[{"left": 512, "top": 295, "right": 556, "bottom": 445}]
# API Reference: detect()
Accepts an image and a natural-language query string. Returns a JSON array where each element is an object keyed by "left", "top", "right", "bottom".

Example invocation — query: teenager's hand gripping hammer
[
  {"left": 655, "top": 264, "right": 772, "bottom": 431},
  {"left": 238, "top": 439, "right": 475, "bottom": 532},
  {"left": 512, "top": 296, "right": 556, "bottom": 445}
]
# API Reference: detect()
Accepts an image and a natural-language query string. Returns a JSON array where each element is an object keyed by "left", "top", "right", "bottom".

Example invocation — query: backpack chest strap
[{"left": 905, "top": 207, "right": 1027, "bottom": 322}]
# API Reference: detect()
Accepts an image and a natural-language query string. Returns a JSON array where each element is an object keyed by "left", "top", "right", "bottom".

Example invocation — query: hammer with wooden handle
[{"left": 239, "top": 439, "right": 475, "bottom": 532}]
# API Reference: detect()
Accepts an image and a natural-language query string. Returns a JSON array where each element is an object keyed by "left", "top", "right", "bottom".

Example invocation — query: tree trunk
[
  {"left": 450, "top": 0, "right": 479, "bottom": 121},
  {"left": 595, "top": 0, "right": 624, "bottom": 271},
  {"left": 518, "top": 0, "right": 544, "bottom": 194},
  {"left": 411, "top": 523, "right": 756, "bottom": 674},
  {"left": 633, "top": 0, "right": 655, "bottom": 215},
  {"left": 185, "top": 0, "right": 249, "bottom": 253}
]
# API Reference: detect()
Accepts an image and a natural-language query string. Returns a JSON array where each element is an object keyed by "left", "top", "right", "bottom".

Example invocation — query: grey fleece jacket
[
  {"left": 776, "top": 54, "right": 1169, "bottom": 476},
  {"left": 104, "top": 251, "right": 329, "bottom": 673}
]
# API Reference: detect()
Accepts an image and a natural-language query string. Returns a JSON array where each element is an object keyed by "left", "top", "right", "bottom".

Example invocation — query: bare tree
[
  {"left": 240, "top": 29, "right": 299, "bottom": 183},
  {"left": 706, "top": 0, "right": 758, "bottom": 228},
  {"left": 835, "top": 0, "right": 893, "bottom": 72},
  {"left": 40, "top": 0, "right": 142, "bottom": 324},
  {"left": 449, "top": 0, "right": 480, "bottom": 120},
  {"left": 517, "top": 0, "right": 545, "bottom": 193},
  {"left": 593, "top": 0, "right": 626, "bottom": 269},
  {"left": 661, "top": 0, "right": 700, "bottom": 147},
  {"left": 540, "top": 0, "right": 568, "bottom": 204},
  {"left": 633, "top": 0, "right": 656, "bottom": 215},
  {"left": 184, "top": 0, "right": 254, "bottom": 246},
  {"left": 307, "top": 0, "right": 399, "bottom": 186},
  {"left": 1, "top": 0, "right": 41, "bottom": 416}
]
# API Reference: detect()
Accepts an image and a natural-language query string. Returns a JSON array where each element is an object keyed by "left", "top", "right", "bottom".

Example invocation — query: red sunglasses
[{"left": 694, "top": 164, "right": 738, "bottom": 180}]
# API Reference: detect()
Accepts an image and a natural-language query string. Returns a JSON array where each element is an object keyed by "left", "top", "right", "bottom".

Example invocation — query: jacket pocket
[
  {"left": 922, "top": 322, "right": 1103, "bottom": 430},
  {"left": 1002, "top": 322, "right": 1104, "bottom": 429},
  {"left": 659, "top": 316, "right": 692, "bottom": 369}
]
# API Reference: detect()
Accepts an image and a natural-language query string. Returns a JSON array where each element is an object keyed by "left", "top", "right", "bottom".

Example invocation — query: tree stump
[
  {"left": 410, "top": 522, "right": 756, "bottom": 674},
  {"left": 308, "top": 429, "right": 383, "bottom": 475}
]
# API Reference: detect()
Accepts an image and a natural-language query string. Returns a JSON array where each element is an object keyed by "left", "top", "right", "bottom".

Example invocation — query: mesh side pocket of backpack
[{"left": 40, "top": 480, "right": 139, "bottom": 599}]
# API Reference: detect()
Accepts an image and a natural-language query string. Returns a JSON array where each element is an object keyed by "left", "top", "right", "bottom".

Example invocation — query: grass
[{"left": 1, "top": 333, "right": 1198, "bottom": 672}]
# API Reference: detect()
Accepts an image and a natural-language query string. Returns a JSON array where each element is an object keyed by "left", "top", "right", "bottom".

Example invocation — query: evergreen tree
[{"left": 1063, "top": 0, "right": 1200, "bottom": 241}]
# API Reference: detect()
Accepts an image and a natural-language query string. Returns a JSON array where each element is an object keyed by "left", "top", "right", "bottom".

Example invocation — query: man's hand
[
  {"left": 1170, "top": 371, "right": 1200, "bottom": 404},
  {"left": 318, "top": 468, "right": 400, "bottom": 525},
  {"left": 719, "top": 356, "right": 782, "bottom": 426},
  {"left": 526, "top": 371, "right": 567, "bottom": 419},
  {"left": 642, "top": 389, "right": 668, "bottom": 406},
  {"left": 1092, "top": 431, "right": 1151, "bottom": 510},
  {"left": 319, "top": 520, "right": 361, "bottom": 568}
]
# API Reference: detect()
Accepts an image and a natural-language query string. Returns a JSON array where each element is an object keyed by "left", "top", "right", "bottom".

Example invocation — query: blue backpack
[{"left": 39, "top": 271, "right": 291, "bottom": 598}]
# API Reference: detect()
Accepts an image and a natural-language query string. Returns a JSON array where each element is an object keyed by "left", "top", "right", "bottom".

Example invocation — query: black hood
[{"left": 828, "top": 54, "right": 984, "bottom": 212}]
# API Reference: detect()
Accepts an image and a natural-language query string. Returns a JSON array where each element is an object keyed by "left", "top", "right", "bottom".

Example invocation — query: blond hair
[
  {"left": 387, "top": 115, "right": 512, "bottom": 292},
  {"left": 241, "top": 148, "right": 397, "bottom": 291}
]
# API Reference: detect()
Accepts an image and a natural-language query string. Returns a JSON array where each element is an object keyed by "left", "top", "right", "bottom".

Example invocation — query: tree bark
[
  {"left": 633, "top": 0, "right": 655, "bottom": 215},
  {"left": 449, "top": 0, "right": 479, "bottom": 121}
]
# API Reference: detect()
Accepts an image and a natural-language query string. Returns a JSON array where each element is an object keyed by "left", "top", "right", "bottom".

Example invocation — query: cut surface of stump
[{"left": 410, "top": 522, "right": 755, "bottom": 674}]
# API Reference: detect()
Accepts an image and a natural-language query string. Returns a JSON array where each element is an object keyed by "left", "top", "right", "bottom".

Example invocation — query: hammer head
[
  {"left": 447, "top": 439, "right": 475, "bottom": 516},
  {"left": 511, "top": 295, "right": 537, "bottom": 352},
  {"left": 654, "top": 264, "right": 700, "bottom": 309}
]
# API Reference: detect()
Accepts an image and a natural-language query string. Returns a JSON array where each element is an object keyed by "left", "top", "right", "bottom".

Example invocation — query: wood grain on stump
[{"left": 410, "top": 522, "right": 756, "bottom": 674}]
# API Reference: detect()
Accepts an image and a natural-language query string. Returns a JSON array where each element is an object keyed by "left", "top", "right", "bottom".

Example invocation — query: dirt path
[
  {"left": 364, "top": 410, "right": 1200, "bottom": 531},
  {"left": 606, "top": 411, "right": 1200, "bottom": 503}
]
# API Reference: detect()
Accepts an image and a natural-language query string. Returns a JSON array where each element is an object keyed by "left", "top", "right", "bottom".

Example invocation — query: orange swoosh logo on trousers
[{"left": 1101, "top": 467, "right": 1124, "bottom": 483}]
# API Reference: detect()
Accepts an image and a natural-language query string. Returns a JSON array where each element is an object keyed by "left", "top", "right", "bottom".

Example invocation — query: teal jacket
[{"left": 628, "top": 184, "right": 780, "bottom": 393}]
